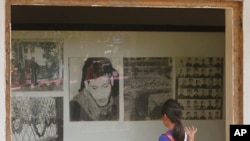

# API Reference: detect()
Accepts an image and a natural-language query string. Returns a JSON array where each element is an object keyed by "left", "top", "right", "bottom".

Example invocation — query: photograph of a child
[{"left": 69, "top": 57, "right": 120, "bottom": 121}]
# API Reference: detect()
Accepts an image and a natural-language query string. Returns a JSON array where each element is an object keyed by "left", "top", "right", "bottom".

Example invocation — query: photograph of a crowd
[{"left": 123, "top": 57, "right": 173, "bottom": 121}]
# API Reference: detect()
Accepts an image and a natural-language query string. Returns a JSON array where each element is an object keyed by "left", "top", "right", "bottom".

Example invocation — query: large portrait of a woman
[{"left": 69, "top": 57, "right": 120, "bottom": 121}]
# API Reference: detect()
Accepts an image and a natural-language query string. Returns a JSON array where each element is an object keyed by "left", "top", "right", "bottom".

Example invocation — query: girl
[{"left": 159, "top": 99, "right": 197, "bottom": 141}]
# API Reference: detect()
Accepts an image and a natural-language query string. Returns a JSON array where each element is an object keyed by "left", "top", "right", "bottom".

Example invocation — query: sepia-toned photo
[
  {"left": 11, "top": 39, "right": 64, "bottom": 91},
  {"left": 175, "top": 57, "right": 223, "bottom": 120},
  {"left": 11, "top": 97, "right": 63, "bottom": 141},
  {"left": 123, "top": 57, "right": 173, "bottom": 121},
  {"left": 69, "top": 57, "right": 120, "bottom": 121}
]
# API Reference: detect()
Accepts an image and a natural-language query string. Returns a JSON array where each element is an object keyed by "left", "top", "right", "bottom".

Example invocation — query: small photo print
[
  {"left": 11, "top": 39, "right": 64, "bottom": 91},
  {"left": 11, "top": 97, "right": 63, "bottom": 141}
]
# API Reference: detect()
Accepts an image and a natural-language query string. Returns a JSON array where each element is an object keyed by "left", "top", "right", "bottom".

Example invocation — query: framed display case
[{"left": 6, "top": 1, "right": 243, "bottom": 141}]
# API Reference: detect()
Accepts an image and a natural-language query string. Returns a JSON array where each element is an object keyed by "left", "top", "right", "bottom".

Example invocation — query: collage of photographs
[
  {"left": 10, "top": 39, "right": 224, "bottom": 141},
  {"left": 11, "top": 39, "right": 64, "bottom": 141}
]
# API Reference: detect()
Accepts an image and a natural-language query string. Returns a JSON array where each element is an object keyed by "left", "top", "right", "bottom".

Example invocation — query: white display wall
[{"left": 10, "top": 31, "right": 225, "bottom": 141}]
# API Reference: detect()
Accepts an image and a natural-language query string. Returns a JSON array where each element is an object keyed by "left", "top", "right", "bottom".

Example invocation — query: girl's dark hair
[
  {"left": 161, "top": 99, "right": 185, "bottom": 141},
  {"left": 78, "top": 57, "right": 119, "bottom": 96}
]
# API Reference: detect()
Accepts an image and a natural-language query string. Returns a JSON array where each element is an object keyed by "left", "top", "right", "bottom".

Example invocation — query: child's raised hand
[{"left": 185, "top": 126, "right": 198, "bottom": 141}]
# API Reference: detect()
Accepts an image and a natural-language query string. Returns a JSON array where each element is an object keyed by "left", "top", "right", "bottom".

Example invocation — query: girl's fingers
[{"left": 184, "top": 126, "right": 198, "bottom": 134}]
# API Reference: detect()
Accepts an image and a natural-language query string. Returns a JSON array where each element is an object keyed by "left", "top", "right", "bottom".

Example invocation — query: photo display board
[{"left": 10, "top": 31, "right": 225, "bottom": 141}]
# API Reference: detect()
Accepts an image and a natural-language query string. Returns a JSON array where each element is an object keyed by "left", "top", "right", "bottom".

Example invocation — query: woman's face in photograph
[{"left": 88, "top": 76, "right": 112, "bottom": 107}]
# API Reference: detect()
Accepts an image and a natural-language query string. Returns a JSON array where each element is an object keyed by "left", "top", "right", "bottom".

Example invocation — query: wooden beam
[{"left": 10, "top": 0, "right": 241, "bottom": 8}]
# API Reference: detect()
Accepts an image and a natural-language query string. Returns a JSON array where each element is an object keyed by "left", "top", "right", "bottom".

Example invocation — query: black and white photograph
[
  {"left": 69, "top": 57, "right": 120, "bottom": 121},
  {"left": 123, "top": 57, "right": 173, "bottom": 121},
  {"left": 175, "top": 57, "right": 223, "bottom": 120},
  {"left": 11, "top": 39, "right": 64, "bottom": 91},
  {"left": 182, "top": 110, "right": 221, "bottom": 120},
  {"left": 11, "top": 97, "right": 63, "bottom": 141}
]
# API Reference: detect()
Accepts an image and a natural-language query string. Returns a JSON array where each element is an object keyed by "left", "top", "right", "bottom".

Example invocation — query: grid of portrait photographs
[
  {"left": 176, "top": 57, "right": 223, "bottom": 120},
  {"left": 123, "top": 57, "right": 173, "bottom": 121},
  {"left": 10, "top": 97, "right": 63, "bottom": 141},
  {"left": 10, "top": 39, "right": 64, "bottom": 141},
  {"left": 11, "top": 39, "right": 64, "bottom": 91}
]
